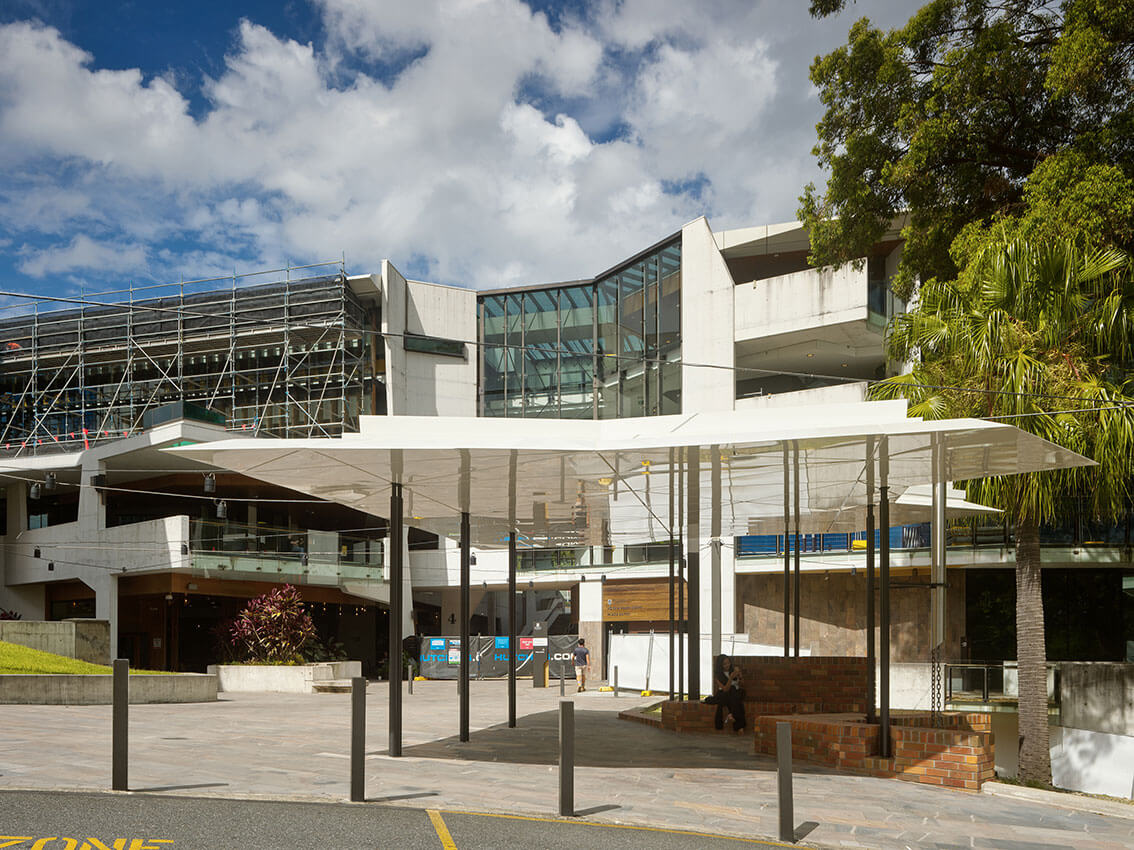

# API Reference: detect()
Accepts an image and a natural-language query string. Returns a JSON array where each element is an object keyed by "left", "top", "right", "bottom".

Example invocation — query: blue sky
[{"left": 0, "top": 0, "right": 913, "bottom": 306}]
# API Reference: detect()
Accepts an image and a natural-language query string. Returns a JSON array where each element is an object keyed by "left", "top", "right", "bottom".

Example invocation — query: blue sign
[
  {"left": 494, "top": 636, "right": 509, "bottom": 649},
  {"left": 431, "top": 639, "right": 445, "bottom": 649}
]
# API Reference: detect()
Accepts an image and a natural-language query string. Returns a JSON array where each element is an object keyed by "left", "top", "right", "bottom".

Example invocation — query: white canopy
[{"left": 166, "top": 401, "right": 1090, "bottom": 547}]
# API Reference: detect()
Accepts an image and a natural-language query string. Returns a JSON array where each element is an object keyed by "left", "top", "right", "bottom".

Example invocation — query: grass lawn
[{"left": 0, "top": 641, "right": 172, "bottom": 675}]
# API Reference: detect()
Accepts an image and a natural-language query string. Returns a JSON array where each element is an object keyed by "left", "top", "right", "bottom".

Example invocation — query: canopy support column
[
  {"left": 710, "top": 445, "right": 722, "bottom": 660},
  {"left": 459, "top": 510, "right": 471, "bottom": 743},
  {"left": 793, "top": 441, "right": 801, "bottom": 657},
  {"left": 388, "top": 481, "right": 404, "bottom": 757},
  {"left": 668, "top": 448, "right": 676, "bottom": 701},
  {"left": 879, "top": 437, "right": 891, "bottom": 759},
  {"left": 508, "top": 452, "right": 517, "bottom": 728},
  {"left": 783, "top": 447, "right": 790, "bottom": 657},
  {"left": 677, "top": 447, "right": 685, "bottom": 699},
  {"left": 686, "top": 446, "right": 701, "bottom": 701},
  {"left": 931, "top": 435, "right": 947, "bottom": 725},
  {"left": 865, "top": 437, "right": 876, "bottom": 724}
]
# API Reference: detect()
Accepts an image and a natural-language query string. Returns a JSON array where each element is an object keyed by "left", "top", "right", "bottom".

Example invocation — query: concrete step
[{"left": 312, "top": 680, "right": 356, "bottom": 694}]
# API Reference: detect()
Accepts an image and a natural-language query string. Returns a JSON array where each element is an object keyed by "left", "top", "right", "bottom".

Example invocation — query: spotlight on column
[
  {"left": 216, "top": 499, "right": 228, "bottom": 520},
  {"left": 44, "top": 472, "right": 57, "bottom": 492},
  {"left": 203, "top": 473, "right": 216, "bottom": 494},
  {"left": 181, "top": 542, "right": 189, "bottom": 556},
  {"left": 470, "top": 553, "right": 477, "bottom": 565},
  {"left": 29, "top": 483, "right": 41, "bottom": 500},
  {"left": 301, "top": 553, "right": 309, "bottom": 567},
  {"left": 47, "top": 562, "right": 54, "bottom": 572},
  {"left": 33, "top": 547, "right": 41, "bottom": 558}
]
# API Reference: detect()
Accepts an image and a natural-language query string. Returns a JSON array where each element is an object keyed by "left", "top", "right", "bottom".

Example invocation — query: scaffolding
[{"left": 0, "top": 261, "right": 386, "bottom": 456}]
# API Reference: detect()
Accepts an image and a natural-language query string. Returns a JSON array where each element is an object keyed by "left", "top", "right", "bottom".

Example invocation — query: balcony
[{"left": 187, "top": 519, "right": 385, "bottom": 585}]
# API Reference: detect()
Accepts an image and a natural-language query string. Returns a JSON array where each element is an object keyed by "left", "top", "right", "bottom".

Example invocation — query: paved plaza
[{"left": 1, "top": 680, "right": 1131, "bottom": 849}]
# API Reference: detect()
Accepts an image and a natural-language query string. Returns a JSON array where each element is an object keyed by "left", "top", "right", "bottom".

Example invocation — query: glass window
[{"left": 475, "top": 235, "right": 681, "bottom": 420}]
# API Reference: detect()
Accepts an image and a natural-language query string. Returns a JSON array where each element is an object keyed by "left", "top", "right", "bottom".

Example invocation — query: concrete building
[{"left": 1, "top": 217, "right": 1130, "bottom": 684}]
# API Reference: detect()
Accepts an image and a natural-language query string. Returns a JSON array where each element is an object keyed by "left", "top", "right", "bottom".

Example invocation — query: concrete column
[
  {"left": 92, "top": 572, "right": 119, "bottom": 660},
  {"left": 7, "top": 481, "right": 28, "bottom": 536},
  {"left": 78, "top": 462, "right": 105, "bottom": 534},
  {"left": 577, "top": 580, "right": 603, "bottom": 680}
]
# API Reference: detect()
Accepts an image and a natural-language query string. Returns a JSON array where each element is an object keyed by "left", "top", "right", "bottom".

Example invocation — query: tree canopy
[{"left": 801, "top": 0, "right": 1134, "bottom": 299}]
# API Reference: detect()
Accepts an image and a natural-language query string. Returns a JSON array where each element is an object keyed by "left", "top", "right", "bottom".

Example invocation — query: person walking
[{"left": 572, "top": 638, "right": 590, "bottom": 692}]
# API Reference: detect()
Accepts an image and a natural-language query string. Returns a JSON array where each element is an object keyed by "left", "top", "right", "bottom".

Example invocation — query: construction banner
[{"left": 417, "top": 635, "right": 579, "bottom": 680}]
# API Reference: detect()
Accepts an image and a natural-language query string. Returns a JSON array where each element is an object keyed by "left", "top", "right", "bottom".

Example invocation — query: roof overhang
[{"left": 165, "top": 403, "right": 1090, "bottom": 547}]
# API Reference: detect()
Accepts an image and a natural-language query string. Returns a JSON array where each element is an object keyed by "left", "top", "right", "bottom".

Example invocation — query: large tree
[
  {"left": 872, "top": 237, "right": 1133, "bottom": 783},
  {"left": 803, "top": 0, "right": 1134, "bottom": 784},
  {"left": 802, "top": 0, "right": 1134, "bottom": 299}
]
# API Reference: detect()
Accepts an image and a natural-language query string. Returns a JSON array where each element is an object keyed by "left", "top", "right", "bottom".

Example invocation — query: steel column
[
  {"left": 879, "top": 438, "right": 891, "bottom": 759},
  {"left": 459, "top": 510, "right": 471, "bottom": 743},
  {"left": 686, "top": 445, "right": 701, "bottom": 701},
  {"left": 668, "top": 447, "right": 675, "bottom": 700},
  {"left": 388, "top": 482, "right": 404, "bottom": 757},
  {"left": 783, "top": 447, "right": 790, "bottom": 657},
  {"left": 508, "top": 450, "right": 517, "bottom": 728},
  {"left": 866, "top": 437, "right": 876, "bottom": 724},
  {"left": 711, "top": 445, "right": 722, "bottom": 660},
  {"left": 793, "top": 441, "right": 801, "bottom": 657}
]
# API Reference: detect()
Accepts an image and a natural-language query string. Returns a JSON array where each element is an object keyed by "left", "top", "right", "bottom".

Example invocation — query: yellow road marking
[
  {"left": 435, "top": 809, "right": 794, "bottom": 845},
  {"left": 426, "top": 809, "right": 458, "bottom": 850}
]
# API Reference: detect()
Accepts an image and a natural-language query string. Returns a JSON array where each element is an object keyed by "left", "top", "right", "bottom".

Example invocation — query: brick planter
[{"left": 754, "top": 712, "right": 995, "bottom": 790}]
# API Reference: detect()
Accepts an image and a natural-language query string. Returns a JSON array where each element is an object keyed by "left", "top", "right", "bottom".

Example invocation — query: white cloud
[
  {"left": 0, "top": 1, "right": 910, "bottom": 289},
  {"left": 18, "top": 234, "right": 147, "bottom": 278}
]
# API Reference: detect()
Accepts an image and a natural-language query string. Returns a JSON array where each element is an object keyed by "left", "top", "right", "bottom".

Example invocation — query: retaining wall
[
  {"left": 207, "top": 661, "right": 362, "bottom": 693},
  {"left": 0, "top": 673, "right": 217, "bottom": 704},
  {"left": 0, "top": 619, "right": 110, "bottom": 664}
]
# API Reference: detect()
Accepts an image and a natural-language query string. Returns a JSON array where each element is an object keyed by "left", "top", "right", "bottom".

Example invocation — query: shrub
[{"left": 228, "top": 585, "right": 316, "bottom": 664}]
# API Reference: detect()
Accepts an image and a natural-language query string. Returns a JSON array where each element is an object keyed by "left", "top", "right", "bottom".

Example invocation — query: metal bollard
[
  {"left": 613, "top": 665, "right": 618, "bottom": 698},
  {"left": 408, "top": 663, "right": 413, "bottom": 695},
  {"left": 560, "top": 667, "right": 565, "bottom": 696},
  {"left": 777, "top": 721, "right": 795, "bottom": 843},
  {"left": 112, "top": 659, "right": 128, "bottom": 791},
  {"left": 559, "top": 699, "right": 574, "bottom": 817},
  {"left": 351, "top": 677, "right": 366, "bottom": 802}
]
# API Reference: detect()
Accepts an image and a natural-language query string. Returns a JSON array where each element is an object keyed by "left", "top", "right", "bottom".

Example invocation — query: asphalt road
[{"left": 0, "top": 790, "right": 797, "bottom": 849}]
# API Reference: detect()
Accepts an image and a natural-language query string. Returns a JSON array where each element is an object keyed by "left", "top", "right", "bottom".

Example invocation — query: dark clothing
[
  {"left": 708, "top": 657, "right": 747, "bottom": 732},
  {"left": 712, "top": 686, "right": 746, "bottom": 732},
  {"left": 572, "top": 646, "right": 589, "bottom": 666}
]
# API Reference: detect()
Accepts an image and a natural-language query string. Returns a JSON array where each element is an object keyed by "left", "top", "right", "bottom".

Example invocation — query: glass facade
[{"left": 480, "top": 238, "right": 681, "bottom": 418}]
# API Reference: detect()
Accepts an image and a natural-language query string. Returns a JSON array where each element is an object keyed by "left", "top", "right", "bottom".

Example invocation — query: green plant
[
  {"left": 306, "top": 633, "right": 348, "bottom": 662},
  {"left": 228, "top": 585, "right": 316, "bottom": 664}
]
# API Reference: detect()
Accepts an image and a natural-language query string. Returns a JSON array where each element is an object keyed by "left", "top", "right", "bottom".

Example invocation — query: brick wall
[
  {"left": 753, "top": 711, "right": 995, "bottom": 790},
  {"left": 728, "top": 656, "right": 869, "bottom": 713},
  {"left": 659, "top": 656, "right": 869, "bottom": 733}
]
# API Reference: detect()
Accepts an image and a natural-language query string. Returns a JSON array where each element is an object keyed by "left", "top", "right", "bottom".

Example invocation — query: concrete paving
[{"left": 1, "top": 679, "right": 1132, "bottom": 849}]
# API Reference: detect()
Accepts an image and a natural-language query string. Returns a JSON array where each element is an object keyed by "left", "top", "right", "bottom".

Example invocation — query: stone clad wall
[{"left": 736, "top": 570, "right": 966, "bottom": 661}]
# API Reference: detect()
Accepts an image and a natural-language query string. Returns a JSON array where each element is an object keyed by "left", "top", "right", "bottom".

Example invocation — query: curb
[{"left": 982, "top": 781, "right": 1134, "bottom": 821}]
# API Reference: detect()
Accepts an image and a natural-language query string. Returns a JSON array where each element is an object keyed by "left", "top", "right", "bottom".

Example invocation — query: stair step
[{"left": 312, "top": 679, "right": 356, "bottom": 693}]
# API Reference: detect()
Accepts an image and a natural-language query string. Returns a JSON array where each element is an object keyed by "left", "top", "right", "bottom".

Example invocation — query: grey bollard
[
  {"left": 559, "top": 699, "right": 574, "bottom": 817},
  {"left": 777, "top": 721, "right": 795, "bottom": 843},
  {"left": 112, "top": 659, "right": 128, "bottom": 791},
  {"left": 351, "top": 677, "right": 366, "bottom": 802},
  {"left": 560, "top": 667, "right": 565, "bottom": 696},
  {"left": 613, "top": 665, "right": 618, "bottom": 697},
  {"left": 408, "top": 663, "right": 413, "bottom": 695}
]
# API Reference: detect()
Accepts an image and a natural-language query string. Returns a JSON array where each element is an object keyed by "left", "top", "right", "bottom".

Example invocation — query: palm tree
[{"left": 872, "top": 236, "right": 1133, "bottom": 783}]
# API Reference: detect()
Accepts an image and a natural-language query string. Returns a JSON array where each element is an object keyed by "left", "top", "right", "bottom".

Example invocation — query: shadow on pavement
[{"left": 401, "top": 709, "right": 839, "bottom": 776}]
